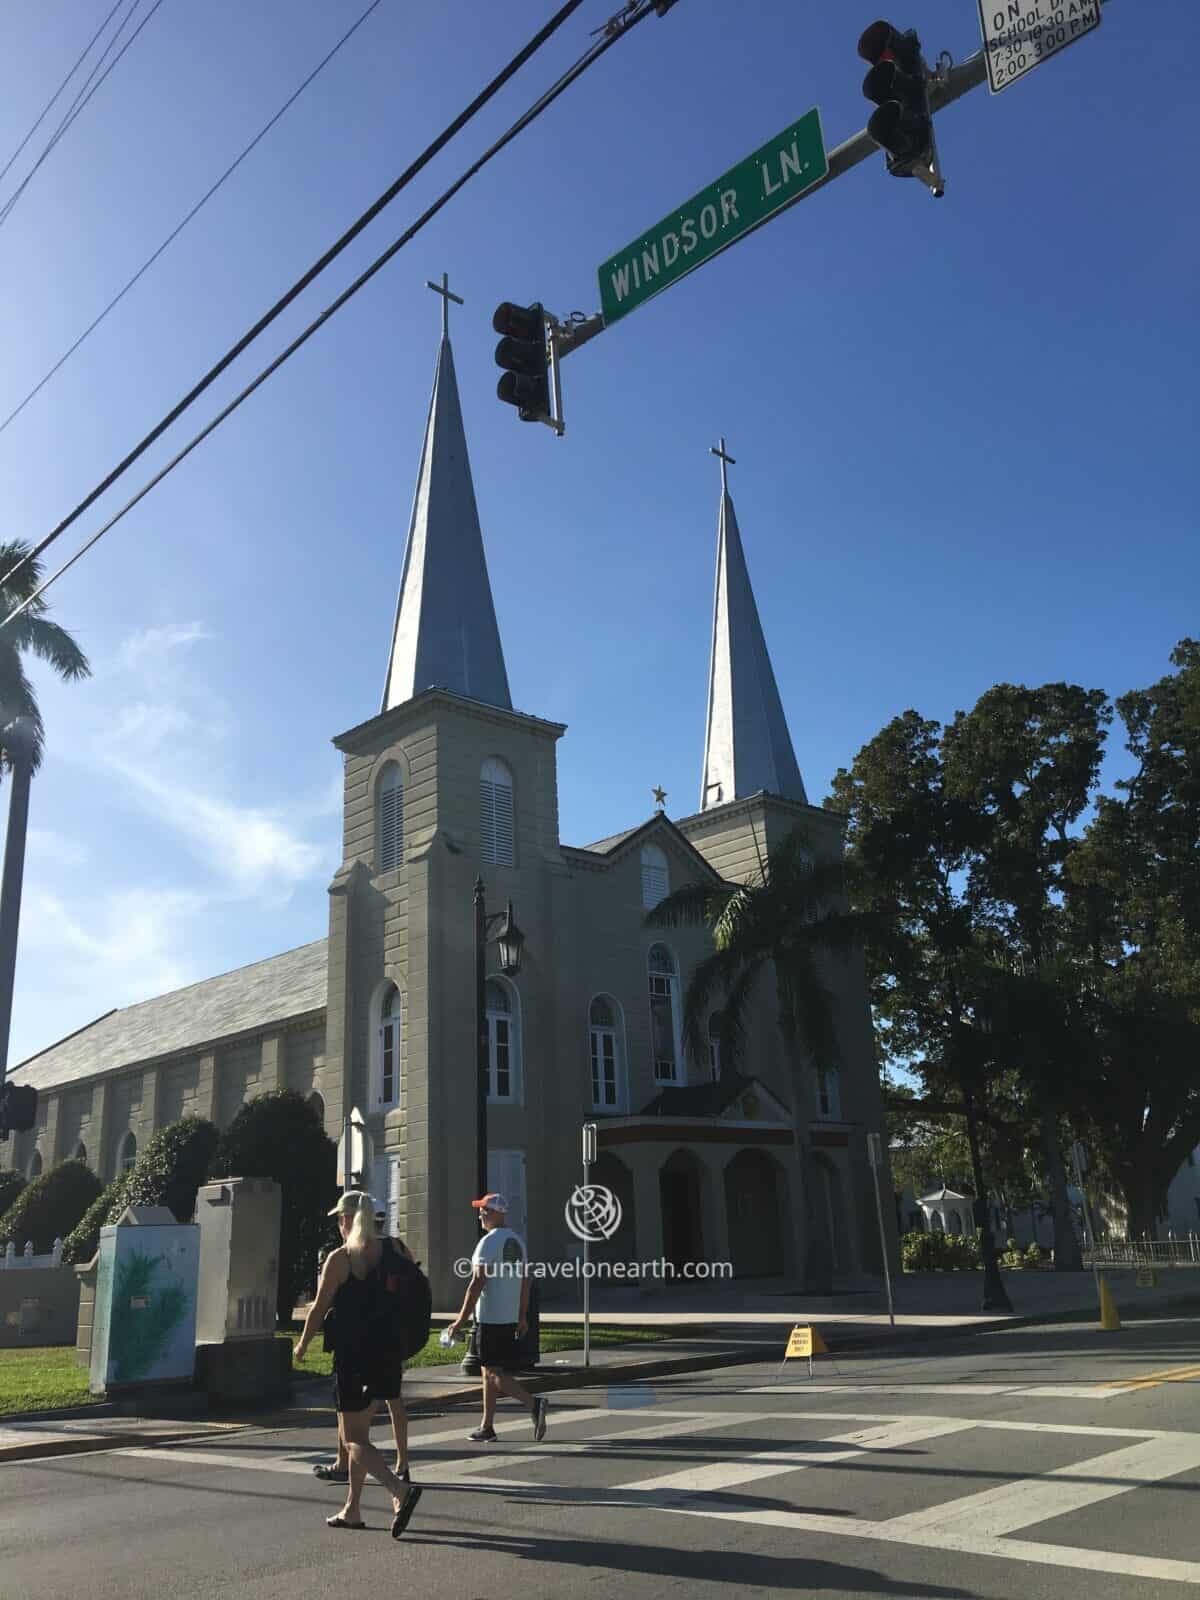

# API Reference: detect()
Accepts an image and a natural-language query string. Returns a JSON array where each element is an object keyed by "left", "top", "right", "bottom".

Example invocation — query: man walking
[{"left": 447, "top": 1192, "right": 547, "bottom": 1444}]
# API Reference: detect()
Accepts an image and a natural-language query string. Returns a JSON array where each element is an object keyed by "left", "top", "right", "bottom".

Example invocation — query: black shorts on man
[{"left": 476, "top": 1322, "right": 520, "bottom": 1372}]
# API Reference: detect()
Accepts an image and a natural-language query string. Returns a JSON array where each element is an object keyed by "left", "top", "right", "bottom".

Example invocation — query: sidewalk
[{"left": 6, "top": 1267, "right": 1197, "bottom": 1465}]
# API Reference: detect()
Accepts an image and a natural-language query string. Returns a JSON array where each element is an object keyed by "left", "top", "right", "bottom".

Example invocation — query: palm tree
[
  {"left": 645, "top": 826, "right": 876, "bottom": 1295},
  {"left": 0, "top": 539, "right": 90, "bottom": 773}
]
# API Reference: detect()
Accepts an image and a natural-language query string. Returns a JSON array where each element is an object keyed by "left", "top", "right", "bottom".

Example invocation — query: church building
[{"left": 4, "top": 289, "right": 892, "bottom": 1308}]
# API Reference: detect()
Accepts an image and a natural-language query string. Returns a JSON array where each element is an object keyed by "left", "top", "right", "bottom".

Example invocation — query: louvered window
[
  {"left": 480, "top": 757, "right": 514, "bottom": 867},
  {"left": 641, "top": 844, "right": 669, "bottom": 910},
  {"left": 378, "top": 763, "right": 404, "bottom": 872}
]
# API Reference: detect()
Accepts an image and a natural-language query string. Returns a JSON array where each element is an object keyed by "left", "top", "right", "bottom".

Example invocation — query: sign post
[
  {"left": 866, "top": 1132, "right": 896, "bottom": 1328},
  {"left": 582, "top": 1122, "right": 597, "bottom": 1368},
  {"left": 598, "top": 108, "right": 827, "bottom": 327},
  {"left": 977, "top": 0, "right": 1101, "bottom": 95}
]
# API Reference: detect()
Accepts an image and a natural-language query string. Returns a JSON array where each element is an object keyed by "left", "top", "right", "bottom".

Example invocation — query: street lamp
[{"left": 465, "top": 877, "right": 525, "bottom": 1376}]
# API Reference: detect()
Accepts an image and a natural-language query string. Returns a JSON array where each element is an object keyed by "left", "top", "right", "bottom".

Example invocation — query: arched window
[
  {"left": 373, "top": 984, "right": 402, "bottom": 1111},
  {"left": 377, "top": 762, "right": 404, "bottom": 872},
  {"left": 486, "top": 978, "right": 521, "bottom": 1102},
  {"left": 589, "top": 995, "right": 626, "bottom": 1112},
  {"left": 647, "top": 944, "right": 683, "bottom": 1085},
  {"left": 480, "top": 757, "right": 514, "bottom": 867},
  {"left": 118, "top": 1132, "right": 137, "bottom": 1173},
  {"left": 816, "top": 1069, "right": 841, "bottom": 1120},
  {"left": 74, "top": 1142, "right": 88, "bottom": 1165},
  {"left": 708, "top": 1011, "right": 723, "bottom": 1082},
  {"left": 26, "top": 1149, "right": 42, "bottom": 1181},
  {"left": 640, "top": 844, "right": 669, "bottom": 910}
]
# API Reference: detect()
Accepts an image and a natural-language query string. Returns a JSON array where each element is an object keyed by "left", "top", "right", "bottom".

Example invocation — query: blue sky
[{"left": 4, "top": 0, "right": 1196, "bottom": 1067}]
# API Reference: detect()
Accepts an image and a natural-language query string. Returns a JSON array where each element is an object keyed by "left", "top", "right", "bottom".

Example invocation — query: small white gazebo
[{"left": 918, "top": 1186, "right": 975, "bottom": 1236}]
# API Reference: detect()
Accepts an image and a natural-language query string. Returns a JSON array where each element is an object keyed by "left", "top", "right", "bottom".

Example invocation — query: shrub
[
  {"left": 900, "top": 1228, "right": 981, "bottom": 1272},
  {"left": 62, "top": 1115, "right": 218, "bottom": 1265},
  {"left": 1023, "top": 1241, "right": 1048, "bottom": 1269},
  {"left": 0, "top": 1159, "right": 103, "bottom": 1253},
  {"left": 0, "top": 1169, "right": 25, "bottom": 1220},
  {"left": 209, "top": 1090, "right": 337, "bottom": 1324}
]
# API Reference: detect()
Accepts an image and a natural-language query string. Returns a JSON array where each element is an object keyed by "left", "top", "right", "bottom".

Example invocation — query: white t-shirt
[{"left": 471, "top": 1226, "right": 526, "bottom": 1324}]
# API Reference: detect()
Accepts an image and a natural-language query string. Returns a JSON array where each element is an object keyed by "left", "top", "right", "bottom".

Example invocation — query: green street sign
[{"left": 598, "top": 107, "right": 827, "bottom": 327}]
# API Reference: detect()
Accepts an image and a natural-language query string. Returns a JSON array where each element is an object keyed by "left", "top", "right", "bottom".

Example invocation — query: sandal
[
  {"left": 391, "top": 1485, "right": 423, "bottom": 1539},
  {"left": 325, "top": 1514, "right": 365, "bottom": 1530},
  {"left": 313, "top": 1463, "right": 349, "bottom": 1482}
]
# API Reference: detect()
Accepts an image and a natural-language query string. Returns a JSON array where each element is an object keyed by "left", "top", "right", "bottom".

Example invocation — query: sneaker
[
  {"left": 532, "top": 1397, "right": 548, "bottom": 1443},
  {"left": 396, "top": 1466, "right": 411, "bottom": 1483},
  {"left": 468, "top": 1425, "right": 497, "bottom": 1442}
]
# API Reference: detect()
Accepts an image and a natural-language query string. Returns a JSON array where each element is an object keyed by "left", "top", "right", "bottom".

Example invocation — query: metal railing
[{"left": 1085, "top": 1236, "right": 1200, "bottom": 1267}]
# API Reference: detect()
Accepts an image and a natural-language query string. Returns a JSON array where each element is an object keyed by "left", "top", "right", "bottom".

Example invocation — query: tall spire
[
  {"left": 699, "top": 439, "right": 807, "bottom": 811},
  {"left": 382, "top": 275, "right": 512, "bottom": 714}
]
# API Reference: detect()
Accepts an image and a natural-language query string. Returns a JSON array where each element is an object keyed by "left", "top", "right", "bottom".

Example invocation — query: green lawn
[{"left": 0, "top": 1324, "right": 672, "bottom": 1416}]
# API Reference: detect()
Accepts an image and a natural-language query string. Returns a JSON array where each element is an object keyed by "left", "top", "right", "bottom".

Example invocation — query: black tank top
[{"left": 331, "top": 1250, "right": 382, "bottom": 1359}]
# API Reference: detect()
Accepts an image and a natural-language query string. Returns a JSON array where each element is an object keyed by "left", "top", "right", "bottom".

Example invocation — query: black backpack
[{"left": 370, "top": 1240, "right": 433, "bottom": 1360}]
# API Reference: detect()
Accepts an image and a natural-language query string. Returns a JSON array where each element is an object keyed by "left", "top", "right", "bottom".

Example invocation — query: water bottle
[{"left": 438, "top": 1327, "right": 457, "bottom": 1348}]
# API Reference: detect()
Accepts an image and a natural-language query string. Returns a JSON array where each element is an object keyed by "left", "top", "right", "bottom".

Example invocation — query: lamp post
[{"left": 463, "top": 878, "right": 524, "bottom": 1376}]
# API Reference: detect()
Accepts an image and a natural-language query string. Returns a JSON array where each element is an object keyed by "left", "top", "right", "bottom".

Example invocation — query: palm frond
[
  {"left": 18, "top": 617, "right": 90, "bottom": 681},
  {"left": 779, "top": 953, "right": 841, "bottom": 1073},
  {"left": 680, "top": 947, "right": 745, "bottom": 1061},
  {"left": 643, "top": 881, "right": 733, "bottom": 931},
  {"left": 715, "top": 960, "right": 763, "bottom": 1078}
]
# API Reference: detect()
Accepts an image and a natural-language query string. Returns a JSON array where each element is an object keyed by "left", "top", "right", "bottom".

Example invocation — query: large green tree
[
  {"left": 827, "top": 710, "right": 1024, "bottom": 1301},
  {"left": 645, "top": 826, "right": 871, "bottom": 1294},
  {"left": 940, "top": 681, "right": 1111, "bottom": 1271},
  {"left": 0, "top": 539, "right": 90, "bottom": 772}
]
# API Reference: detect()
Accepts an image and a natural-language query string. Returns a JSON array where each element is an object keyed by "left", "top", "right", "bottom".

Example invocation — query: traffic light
[
  {"left": 857, "top": 19, "right": 943, "bottom": 196},
  {"left": 0, "top": 1080, "right": 37, "bottom": 1140},
  {"left": 493, "top": 302, "right": 551, "bottom": 423}
]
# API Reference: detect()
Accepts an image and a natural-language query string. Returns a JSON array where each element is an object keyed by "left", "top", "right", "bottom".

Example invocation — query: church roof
[
  {"left": 381, "top": 333, "right": 511, "bottom": 713},
  {"left": 9, "top": 939, "right": 328, "bottom": 1093},
  {"left": 699, "top": 478, "right": 807, "bottom": 811}
]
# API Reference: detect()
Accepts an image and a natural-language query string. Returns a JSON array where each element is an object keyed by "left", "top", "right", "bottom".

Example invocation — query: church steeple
[
  {"left": 699, "top": 439, "right": 807, "bottom": 811},
  {"left": 382, "top": 275, "right": 512, "bottom": 714}
]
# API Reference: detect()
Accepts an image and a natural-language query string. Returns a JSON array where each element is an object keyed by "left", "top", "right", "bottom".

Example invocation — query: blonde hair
[{"left": 345, "top": 1193, "right": 377, "bottom": 1259}]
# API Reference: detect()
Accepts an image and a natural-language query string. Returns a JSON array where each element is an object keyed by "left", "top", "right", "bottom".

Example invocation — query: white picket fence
[{"left": 0, "top": 1238, "right": 63, "bottom": 1269}]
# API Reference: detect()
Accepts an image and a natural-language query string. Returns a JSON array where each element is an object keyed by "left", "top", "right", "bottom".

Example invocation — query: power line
[
  {"left": 1, "top": 0, "right": 662, "bottom": 628},
  {"left": 0, "top": 0, "right": 168, "bottom": 231},
  {"left": 0, "top": 0, "right": 388, "bottom": 439},
  {"left": 0, "top": 0, "right": 126, "bottom": 190},
  {"left": 0, "top": 0, "right": 590, "bottom": 603}
]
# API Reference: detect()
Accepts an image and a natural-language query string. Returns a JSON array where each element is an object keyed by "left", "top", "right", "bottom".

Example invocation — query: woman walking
[{"left": 295, "top": 1192, "right": 422, "bottom": 1537}]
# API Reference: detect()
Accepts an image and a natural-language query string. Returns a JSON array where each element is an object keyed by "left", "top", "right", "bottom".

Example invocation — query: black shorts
[
  {"left": 332, "top": 1355, "right": 404, "bottom": 1413},
  {"left": 476, "top": 1322, "right": 520, "bottom": 1373}
]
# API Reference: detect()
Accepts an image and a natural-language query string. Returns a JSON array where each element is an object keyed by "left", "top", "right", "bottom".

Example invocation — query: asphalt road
[{"left": 5, "top": 1315, "right": 1200, "bottom": 1599}]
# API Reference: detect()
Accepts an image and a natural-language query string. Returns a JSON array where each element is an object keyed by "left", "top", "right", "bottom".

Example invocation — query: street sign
[
  {"left": 978, "top": 1, "right": 1101, "bottom": 95},
  {"left": 598, "top": 107, "right": 827, "bottom": 326}
]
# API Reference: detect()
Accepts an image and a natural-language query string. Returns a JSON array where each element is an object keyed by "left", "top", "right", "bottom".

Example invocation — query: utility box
[
  {"left": 195, "top": 1178, "right": 281, "bottom": 1343},
  {"left": 90, "top": 1207, "right": 200, "bottom": 1395}
]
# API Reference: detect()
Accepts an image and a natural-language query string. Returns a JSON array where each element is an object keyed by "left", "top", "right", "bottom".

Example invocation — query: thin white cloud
[{"left": 117, "top": 622, "right": 214, "bottom": 670}]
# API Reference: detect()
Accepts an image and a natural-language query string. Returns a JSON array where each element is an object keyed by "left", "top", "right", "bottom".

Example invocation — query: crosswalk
[{"left": 105, "top": 1396, "right": 1200, "bottom": 1587}]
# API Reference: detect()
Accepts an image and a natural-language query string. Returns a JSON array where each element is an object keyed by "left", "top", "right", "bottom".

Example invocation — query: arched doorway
[
  {"left": 660, "top": 1149, "right": 704, "bottom": 1269},
  {"left": 589, "top": 1152, "right": 637, "bottom": 1265},
  {"left": 725, "top": 1149, "right": 785, "bottom": 1278}
]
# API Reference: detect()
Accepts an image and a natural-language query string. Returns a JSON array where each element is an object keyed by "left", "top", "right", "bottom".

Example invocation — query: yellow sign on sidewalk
[{"left": 784, "top": 1324, "right": 828, "bottom": 1359}]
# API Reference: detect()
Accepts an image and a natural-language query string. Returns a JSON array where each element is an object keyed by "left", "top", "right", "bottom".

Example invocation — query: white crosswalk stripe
[{"left": 748, "top": 1382, "right": 1129, "bottom": 1400}]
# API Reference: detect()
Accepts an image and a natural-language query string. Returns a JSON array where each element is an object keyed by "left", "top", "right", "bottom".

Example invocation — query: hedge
[
  {"left": 900, "top": 1228, "right": 982, "bottom": 1272},
  {"left": 209, "top": 1090, "right": 337, "bottom": 1324},
  {"left": 0, "top": 1159, "right": 103, "bottom": 1254},
  {"left": 61, "top": 1115, "right": 218, "bottom": 1265},
  {"left": 0, "top": 1169, "right": 25, "bottom": 1221}
]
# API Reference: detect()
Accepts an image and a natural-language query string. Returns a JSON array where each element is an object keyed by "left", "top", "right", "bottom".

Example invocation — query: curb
[{"left": 0, "top": 1422, "right": 249, "bottom": 1466}]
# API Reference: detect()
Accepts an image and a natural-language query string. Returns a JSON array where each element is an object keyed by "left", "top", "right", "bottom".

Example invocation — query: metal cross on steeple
[
  {"left": 425, "top": 272, "right": 464, "bottom": 338},
  {"left": 709, "top": 436, "right": 736, "bottom": 495}
]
